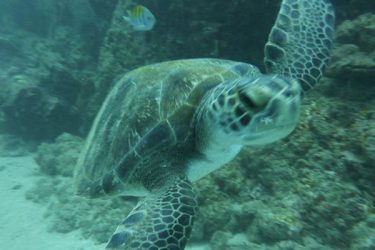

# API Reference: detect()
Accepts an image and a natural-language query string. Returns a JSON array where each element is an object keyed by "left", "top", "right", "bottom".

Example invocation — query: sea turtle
[{"left": 75, "top": 0, "right": 335, "bottom": 249}]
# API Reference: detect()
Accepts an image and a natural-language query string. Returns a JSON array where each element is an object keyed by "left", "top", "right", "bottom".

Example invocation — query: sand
[
  {"left": 0, "top": 156, "right": 105, "bottom": 250},
  {"left": 0, "top": 156, "right": 209, "bottom": 250}
]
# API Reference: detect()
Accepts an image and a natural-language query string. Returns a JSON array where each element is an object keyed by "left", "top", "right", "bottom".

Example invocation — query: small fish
[{"left": 123, "top": 5, "right": 156, "bottom": 31}]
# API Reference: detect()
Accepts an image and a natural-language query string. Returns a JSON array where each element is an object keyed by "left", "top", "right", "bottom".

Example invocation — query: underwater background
[{"left": 0, "top": 0, "right": 374, "bottom": 249}]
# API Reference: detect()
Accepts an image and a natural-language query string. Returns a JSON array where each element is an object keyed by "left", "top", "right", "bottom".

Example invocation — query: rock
[
  {"left": 2, "top": 87, "right": 81, "bottom": 141},
  {"left": 300, "top": 180, "right": 370, "bottom": 248},
  {"left": 88, "top": 0, "right": 118, "bottom": 21},
  {"left": 350, "top": 214, "right": 375, "bottom": 250},
  {"left": 251, "top": 208, "right": 303, "bottom": 243},
  {"left": 327, "top": 14, "right": 375, "bottom": 82},
  {"left": 34, "top": 133, "right": 83, "bottom": 177},
  {"left": 25, "top": 175, "right": 133, "bottom": 243},
  {"left": 0, "top": 1, "right": 101, "bottom": 142},
  {"left": 335, "top": 13, "right": 375, "bottom": 50},
  {"left": 332, "top": 0, "right": 375, "bottom": 23},
  {"left": 328, "top": 44, "right": 375, "bottom": 79},
  {"left": 0, "top": 134, "right": 28, "bottom": 156},
  {"left": 302, "top": 237, "right": 334, "bottom": 250},
  {"left": 274, "top": 241, "right": 305, "bottom": 250},
  {"left": 210, "top": 231, "right": 262, "bottom": 250},
  {"left": 0, "top": 37, "right": 22, "bottom": 57}
]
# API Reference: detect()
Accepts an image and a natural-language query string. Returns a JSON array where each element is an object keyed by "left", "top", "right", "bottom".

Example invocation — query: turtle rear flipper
[
  {"left": 264, "top": 0, "right": 335, "bottom": 91},
  {"left": 106, "top": 177, "right": 198, "bottom": 249}
]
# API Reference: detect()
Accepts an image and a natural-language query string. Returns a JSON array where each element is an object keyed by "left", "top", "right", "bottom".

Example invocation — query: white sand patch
[
  {"left": 0, "top": 155, "right": 210, "bottom": 250},
  {"left": 0, "top": 156, "right": 105, "bottom": 250}
]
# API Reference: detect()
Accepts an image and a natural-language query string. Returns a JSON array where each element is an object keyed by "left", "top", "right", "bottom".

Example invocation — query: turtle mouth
[
  {"left": 255, "top": 122, "right": 296, "bottom": 131},
  {"left": 237, "top": 88, "right": 270, "bottom": 113},
  {"left": 238, "top": 92, "right": 257, "bottom": 110},
  {"left": 242, "top": 122, "right": 297, "bottom": 145}
]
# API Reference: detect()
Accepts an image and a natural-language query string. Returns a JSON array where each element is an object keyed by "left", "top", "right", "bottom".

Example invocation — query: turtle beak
[
  {"left": 237, "top": 85, "right": 272, "bottom": 114},
  {"left": 239, "top": 75, "right": 301, "bottom": 145}
]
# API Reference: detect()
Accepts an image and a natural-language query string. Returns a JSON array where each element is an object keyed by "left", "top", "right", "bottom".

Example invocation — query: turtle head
[{"left": 202, "top": 75, "right": 301, "bottom": 146}]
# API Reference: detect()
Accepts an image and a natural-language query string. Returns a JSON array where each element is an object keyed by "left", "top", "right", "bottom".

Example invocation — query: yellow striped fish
[{"left": 123, "top": 5, "right": 156, "bottom": 31}]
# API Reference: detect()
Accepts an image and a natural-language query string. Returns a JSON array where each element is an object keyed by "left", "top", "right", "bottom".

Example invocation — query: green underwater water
[{"left": 0, "top": 0, "right": 374, "bottom": 249}]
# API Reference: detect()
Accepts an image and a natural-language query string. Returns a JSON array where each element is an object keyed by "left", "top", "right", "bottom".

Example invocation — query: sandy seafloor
[{"left": 0, "top": 156, "right": 208, "bottom": 250}]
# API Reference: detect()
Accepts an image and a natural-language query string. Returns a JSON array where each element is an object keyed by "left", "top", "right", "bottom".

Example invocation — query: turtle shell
[{"left": 75, "top": 58, "right": 260, "bottom": 195}]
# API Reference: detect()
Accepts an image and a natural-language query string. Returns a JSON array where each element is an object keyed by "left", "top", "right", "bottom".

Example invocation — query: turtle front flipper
[
  {"left": 106, "top": 177, "right": 198, "bottom": 250},
  {"left": 264, "top": 0, "right": 335, "bottom": 91}
]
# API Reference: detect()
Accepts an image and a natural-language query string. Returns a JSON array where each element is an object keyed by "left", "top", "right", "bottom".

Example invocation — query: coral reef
[
  {"left": 190, "top": 13, "right": 375, "bottom": 249},
  {"left": 27, "top": 132, "right": 136, "bottom": 242},
  {"left": 34, "top": 133, "right": 83, "bottom": 176},
  {"left": 189, "top": 88, "right": 374, "bottom": 249},
  {"left": 331, "top": 0, "right": 375, "bottom": 22},
  {"left": 2, "top": 0, "right": 372, "bottom": 249},
  {"left": 25, "top": 173, "right": 135, "bottom": 243},
  {"left": 29, "top": 90, "right": 374, "bottom": 248},
  {"left": 0, "top": 134, "right": 28, "bottom": 156},
  {"left": 2, "top": 0, "right": 373, "bottom": 142},
  {"left": 327, "top": 13, "right": 375, "bottom": 91},
  {"left": 0, "top": 0, "right": 101, "bottom": 141}
]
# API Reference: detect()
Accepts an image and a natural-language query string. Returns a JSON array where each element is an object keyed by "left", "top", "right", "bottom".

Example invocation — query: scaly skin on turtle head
[{"left": 195, "top": 74, "right": 301, "bottom": 149}]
